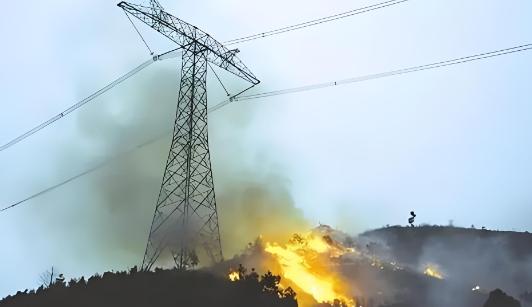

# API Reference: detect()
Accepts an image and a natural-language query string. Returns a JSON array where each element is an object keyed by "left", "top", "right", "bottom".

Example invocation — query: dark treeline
[{"left": 0, "top": 266, "right": 297, "bottom": 307}]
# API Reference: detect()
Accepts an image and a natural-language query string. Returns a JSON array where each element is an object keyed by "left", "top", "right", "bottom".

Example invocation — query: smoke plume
[{"left": 28, "top": 62, "right": 308, "bottom": 276}]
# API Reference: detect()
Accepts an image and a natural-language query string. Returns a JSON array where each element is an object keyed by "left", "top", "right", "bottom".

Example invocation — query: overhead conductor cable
[
  {"left": 1, "top": 42, "right": 531, "bottom": 214},
  {"left": 0, "top": 0, "right": 408, "bottom": 153}
]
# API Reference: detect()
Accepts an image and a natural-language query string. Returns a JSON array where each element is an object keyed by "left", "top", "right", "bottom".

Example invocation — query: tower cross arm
[{"left": 118, "top": 1, "right": 260, "bottom": 85}]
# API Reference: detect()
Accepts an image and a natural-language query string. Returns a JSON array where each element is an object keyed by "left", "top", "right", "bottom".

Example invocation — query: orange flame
[
  {"left": 423, "top": 265, "right": 444, "bottom": 279},
  {"left": 263, "top": 233, "right": 355, "bottom": 307},
  {"left": 228, "top": 271, "right": 240, "bottom": 281}
]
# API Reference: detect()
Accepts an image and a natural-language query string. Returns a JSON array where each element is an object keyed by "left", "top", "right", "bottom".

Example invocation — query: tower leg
[{"left": 142, "top": 43, "right": 222, "bottom": 271}]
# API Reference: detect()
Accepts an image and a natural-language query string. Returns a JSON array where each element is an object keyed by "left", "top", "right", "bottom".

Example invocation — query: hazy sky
[{"left": 1, "top": 0, "right": 531, "bottom": 297}]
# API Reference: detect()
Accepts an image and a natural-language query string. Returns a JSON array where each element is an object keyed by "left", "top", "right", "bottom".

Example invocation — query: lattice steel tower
[{"left": 119, "top": 0, "right": 259, "bottom": 271}]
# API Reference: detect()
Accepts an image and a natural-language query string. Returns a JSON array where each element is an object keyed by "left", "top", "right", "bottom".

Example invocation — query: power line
[
  {"left": 1, "top": 42, "right": 530, "bottom": 214},
  {"left": 210, "top": 43, "right": 532, "bottom": 110},
  {"left": 0, "top": 100, "right": 227, "bottom": 213},
  {"left": 0, "top": 46, "right": 181, "bottom": 153},
  {"left": 0, "top": 54, "right": 174, "bottom": 153},
  {"left": 0, "top": 164, "right": 99, "bottom": 213},
  {"left": 0, "top": 131, "right": 169, "bottom": 213},
  {"left": 0, "top": 58, "right": 155, "bottom": 152},
  {"left": 223, "top": 0, "right": 408, "bottom": 45},
  {"left": 0, "top": 1, "right": 406, "bottom": 153},
  {"left": 232, "top": 44, "right": 532, "bottom": 101}
]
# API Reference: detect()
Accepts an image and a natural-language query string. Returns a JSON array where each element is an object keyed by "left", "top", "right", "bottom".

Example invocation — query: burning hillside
[
  {"left": 214, "top": 225, "right": 532, "bottom": 307},
  {"left": 219, "top": 227, "right": 361, "bottom": 306},
  {"left": 262, "top": 233, "right": 355, "bottom": 306},
  {"left": 3, "top": 225, "right": 531, "bottom": 307},
  {"left": 226, "top": 232, "right": 355, "bottom": 306},
  {"left": 215, "top": 225, "right": 434, "bottom": 306}
]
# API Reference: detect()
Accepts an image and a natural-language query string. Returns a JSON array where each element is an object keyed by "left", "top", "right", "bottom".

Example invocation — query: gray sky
[{"left": 1, "top": 0, "right": 532, "bottom": 297}]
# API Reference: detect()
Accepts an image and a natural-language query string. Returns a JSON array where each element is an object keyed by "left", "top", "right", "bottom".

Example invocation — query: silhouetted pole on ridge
[
  {"left": 408, "top": 211, "right": 416, "bottom": 227},
  {"left": 118, "top": 0, "right": 260, "bottom": 271}
]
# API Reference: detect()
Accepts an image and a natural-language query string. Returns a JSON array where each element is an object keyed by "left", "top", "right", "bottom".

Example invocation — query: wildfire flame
[
  {"left": 228, "top": 271, "right": 240, "bottom": 281},
  {"left": 226, "top": 224, "right": 451, "bottom": 306},
  {"left": 264, "top": 233, "right": 355, "bottom": 307},
  {"left": 423, "top": 265, "right": 444, "bottom": 280}
]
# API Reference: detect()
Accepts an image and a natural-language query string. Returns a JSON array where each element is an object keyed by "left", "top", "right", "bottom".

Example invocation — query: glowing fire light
[
  {"left": 423, "top": 265, "right": 444, "bottom": 280},
  {"left": 264, "top": 233, "right": 355, "bottom": 307},
  {"left": 228, "top": 271, "right": 240, "bottom": 281}
]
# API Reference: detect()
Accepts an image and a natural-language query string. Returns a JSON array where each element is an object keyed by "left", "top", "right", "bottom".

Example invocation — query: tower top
[{"left": 118, "top": 1, "right": 260, "bottom": 85}]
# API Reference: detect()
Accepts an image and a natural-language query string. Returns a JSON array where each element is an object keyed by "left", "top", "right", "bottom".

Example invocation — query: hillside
[
  {"left": 359, "top": 225, "right": 532, "bottom": 304},
  {"left": 361, "top": 226, "right": 532, "bottom": 263},
  {"left": 3, "top": 226, "right": 531, "bottom": 307}
]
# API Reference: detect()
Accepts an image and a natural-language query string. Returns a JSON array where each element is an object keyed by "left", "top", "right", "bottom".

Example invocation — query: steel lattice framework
[{"left": 118, "top": 0, "right": 259, "bottom": 271}]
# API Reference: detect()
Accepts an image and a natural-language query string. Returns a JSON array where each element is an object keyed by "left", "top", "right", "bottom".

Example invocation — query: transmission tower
[{"left": 119, "top": 0, "right": 259, "bottom": 271}]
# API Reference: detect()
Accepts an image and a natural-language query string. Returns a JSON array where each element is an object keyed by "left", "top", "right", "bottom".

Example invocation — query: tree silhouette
[
  {"left": 38, "top": 267, "right": 58, "bottom": 288},
  {"left": 1, "top": 266, "right": 298, "bottom": 307}
]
